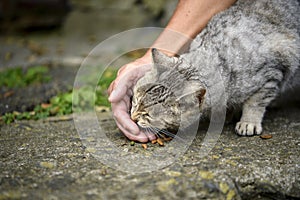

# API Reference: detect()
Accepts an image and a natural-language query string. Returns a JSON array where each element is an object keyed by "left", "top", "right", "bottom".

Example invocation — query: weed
[
  {"left": 0, "top": 66, "right": 51, "bottom": 88},
  {"left": 1, "top": 67, "right": 118, "bottom": 124}
]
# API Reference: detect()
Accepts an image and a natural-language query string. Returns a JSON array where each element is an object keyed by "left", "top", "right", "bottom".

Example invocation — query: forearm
[{"left": 145, "top": 0, "right": 237, "bottom": 57}]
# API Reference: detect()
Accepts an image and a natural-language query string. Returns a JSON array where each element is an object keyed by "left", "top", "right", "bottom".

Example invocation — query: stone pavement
[{"left": 0, "top": 105, "right": 299, "bottom": 199}]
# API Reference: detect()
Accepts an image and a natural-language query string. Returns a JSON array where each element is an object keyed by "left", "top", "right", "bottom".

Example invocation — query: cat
[{"left": 130, "top": 0, "right": 300, "bottom": 137}]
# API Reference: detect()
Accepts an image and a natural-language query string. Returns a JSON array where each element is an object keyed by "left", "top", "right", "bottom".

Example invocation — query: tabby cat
[{"left": 131, "top": 0, "right": 300, "bottom": 137}]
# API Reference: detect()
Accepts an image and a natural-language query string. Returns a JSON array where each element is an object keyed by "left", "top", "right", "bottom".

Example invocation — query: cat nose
[{"left": 131, "top": 112, "right": 139, "bottom": 123}]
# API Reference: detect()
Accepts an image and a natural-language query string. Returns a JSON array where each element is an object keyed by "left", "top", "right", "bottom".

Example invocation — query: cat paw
[{"left": 235, "top": 121, "right": 262, "bottom": 136}]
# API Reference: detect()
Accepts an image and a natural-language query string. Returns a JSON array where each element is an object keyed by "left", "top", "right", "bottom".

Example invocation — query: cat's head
[{"left": 131, "top": 49, "right": 206, "bottom": 136}]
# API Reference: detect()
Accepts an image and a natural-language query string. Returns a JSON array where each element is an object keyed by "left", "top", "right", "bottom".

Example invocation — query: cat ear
[
  {"left": 195, "top": 88, "right": 206, "bottom": 105},
  {"left": 151, "top": 48, "right": 174, "bottom": 74},
  {"left": 152, "top": 48, "right": 173, "bottom": 64}
]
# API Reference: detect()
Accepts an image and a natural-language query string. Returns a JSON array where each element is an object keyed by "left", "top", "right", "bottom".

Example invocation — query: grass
[
  {"left": 0, "top": 65, "right": 51, "bottom": 88},
  {"left": 1, "top": 67, "right": 118, "bottom": 124}
]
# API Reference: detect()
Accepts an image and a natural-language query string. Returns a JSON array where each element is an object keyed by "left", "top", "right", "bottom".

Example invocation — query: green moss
[
  {"left": 96, "top": 68, "right": 118, "bottom": 106},
  {"left": 0, "top": 65, "right": 51, "bottom": 88},
  {"left": 1, "top": 67, "right": 118, "bottom": 124}
]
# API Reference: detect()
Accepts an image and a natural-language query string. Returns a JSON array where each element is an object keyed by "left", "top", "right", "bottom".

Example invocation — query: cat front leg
[
  {"left": 235, "top": 82, "right": 279, "bottom": 136},
  {"left": 235, "top": 105, "right": 264, "bottom": 136}
]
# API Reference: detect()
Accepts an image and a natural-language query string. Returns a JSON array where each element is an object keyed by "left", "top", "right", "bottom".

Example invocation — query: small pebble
[
  {"left": 40, "top": 161, "right": 55, "bottom": 169},
  {"left": 130, "top": 141, "right": 135, "bottom": 146}
]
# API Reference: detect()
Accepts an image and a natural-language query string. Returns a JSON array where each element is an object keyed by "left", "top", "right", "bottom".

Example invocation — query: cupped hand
[{"left": 108, "top": 54, "right": 156, "bottom": 142}]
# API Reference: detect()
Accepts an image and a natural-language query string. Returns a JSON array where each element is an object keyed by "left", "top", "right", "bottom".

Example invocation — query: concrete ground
[{"left": 0, "top": 105, "right": 299, "bottom": 199}]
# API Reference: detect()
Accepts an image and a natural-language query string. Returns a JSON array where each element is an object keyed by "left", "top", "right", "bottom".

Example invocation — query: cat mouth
[
  {"left": 137, "top": 125, "right": 180, "bottom": 140},
  {"left": 133, "top": 118, "right": 183, "bottom": 141}
]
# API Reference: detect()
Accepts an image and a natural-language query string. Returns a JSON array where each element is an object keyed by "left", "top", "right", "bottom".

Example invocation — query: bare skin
[{"left": 108, "top": 0, "right": 237, "bottom": 142}]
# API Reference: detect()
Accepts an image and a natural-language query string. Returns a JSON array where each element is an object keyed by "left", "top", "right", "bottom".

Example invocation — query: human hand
[{"left": 108, "top": 54, "right": 157, "bottom": 142}]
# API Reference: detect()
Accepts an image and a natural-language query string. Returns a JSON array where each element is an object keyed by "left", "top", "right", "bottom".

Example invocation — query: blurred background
[
  {"left": 0, "top": 0, "right": 176, "bottom": 67},
  {"left": 0, "top": 0, "right": 177, "bottom": 120}
]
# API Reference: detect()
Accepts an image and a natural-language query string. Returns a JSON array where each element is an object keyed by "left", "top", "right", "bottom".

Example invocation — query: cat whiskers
[
  {"left": 138, "top": 125, "right": 185, "bottom": 142},
  {"left": 152, "top": 127, "right": 186, "bottom": 142}
]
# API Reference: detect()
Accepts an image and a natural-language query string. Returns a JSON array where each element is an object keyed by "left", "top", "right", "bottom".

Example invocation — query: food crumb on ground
[
  {"left": 151, "top": 139, "right": 157, "bottom": 144},
  {"left": 141, "top": 143, "right": 147, "bottom": 149},
  {"left": 157, "top": 138, "right": 164, "bottom": 146},
  {"left": 260, "top": 134, "right": 272, "bottom": 139}
]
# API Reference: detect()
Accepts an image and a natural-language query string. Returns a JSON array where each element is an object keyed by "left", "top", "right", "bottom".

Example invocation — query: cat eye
[
  {"left": 146, "top": 85, "right": 167, "bottom": 95},
  {"left": 142, "top": 112, "right": 150, "bottom": 117}
]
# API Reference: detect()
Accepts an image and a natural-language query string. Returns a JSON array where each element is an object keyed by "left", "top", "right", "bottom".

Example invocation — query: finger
[
  {"left": 127, "top": 88, "right": 133, "bottom": 97},
  {"left": 109, "top": 62, "right": 152, "bottom": 102},
  {"left": 109, "top": 84, "right": 131, "bottom": 106},
  {"left": 113, "top": 95, "right": 132, "bottom": 114},
  {"left": 108, "top": 73, "right": 135, "bottom": 103},
  {"left": 123, "top": 95, "right": 132, "bottom": 112},
  {"left": 107, "top": 64, "right": 128, "bottom": 95},
  {"left": 145, "top": 131, "right": 157, "bottom": 141},
  {"left": 107, "top": 80, "right": 115, "bottom": 95},
  {"left": 115, "top": 121, "right": 149, "bottom": 142},
  {"left": 111, "top": 101, "right": 139, "bottom": 135},
  {"left": 112, "top": 64, "right": 128, "bottom": 92},
  {"left": 119, "top": 94, "right": 131, "bottom": 106},
  {"left": 117, "top": 65, "right": 127, "bottom": 76},
  {"left": 114, "top": 110, "right": 139, "bottom": 134}
]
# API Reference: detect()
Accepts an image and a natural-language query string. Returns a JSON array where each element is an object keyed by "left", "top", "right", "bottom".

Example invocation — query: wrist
[{"left": 144, "top": 48, "right": 176, "bottom": 59}]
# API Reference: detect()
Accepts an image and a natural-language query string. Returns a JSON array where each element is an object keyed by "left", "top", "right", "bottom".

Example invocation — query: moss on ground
[{"left": 0, "top": 67, "right": 118, "bottom": 124}]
